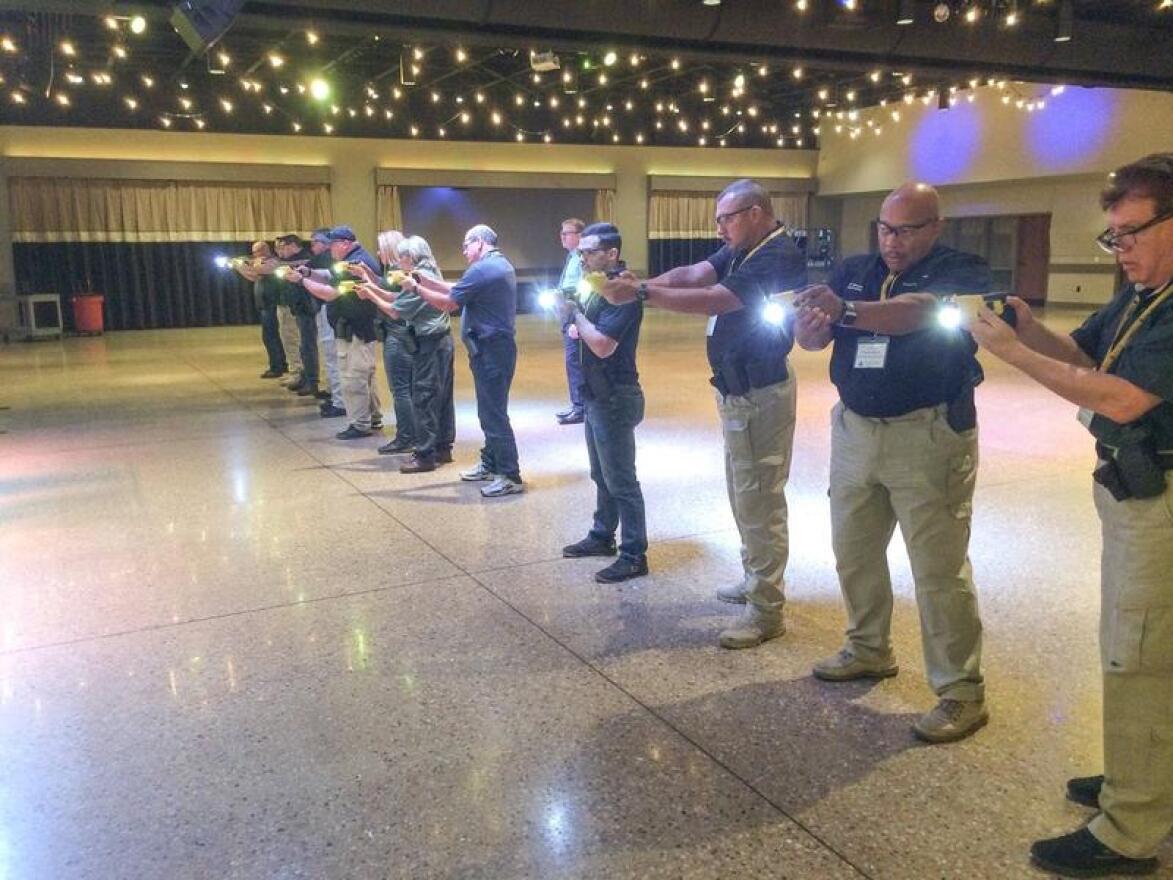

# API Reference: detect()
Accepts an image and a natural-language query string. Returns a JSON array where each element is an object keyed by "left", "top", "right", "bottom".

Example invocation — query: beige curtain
[
  {"left": 771, "top": 194, "right": 809, "bottom": 230},
  {"left": 648, "top": 192, "right": 719, "bottom": 239},
  {"left": 376, "top": 185, "right": 403, "bottom": 233},
  {"left": 593, "top": 189, "right": 615, "bottom": 224},
  {"left": 9, "top": 178, "right": 331, "bottom": 243}
]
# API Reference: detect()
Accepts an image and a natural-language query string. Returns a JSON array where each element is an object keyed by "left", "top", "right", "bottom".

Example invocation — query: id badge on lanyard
[{"left": 854, "top": 336, "right": 889, "bottom": 369}]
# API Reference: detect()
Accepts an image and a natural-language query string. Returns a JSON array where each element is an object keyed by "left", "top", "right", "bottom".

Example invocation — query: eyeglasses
[
  {"left": 876, "top": 219, "right": 937, "bottom": 239},
  {"left": 714, "top": 205, "right": 754, "bottom": 227},
  {"left": 577, "top": 247, "right": 605, "bottom": 257},
  {"left": 1095, "top": 211, "right": 1173, "bottom": 254}
]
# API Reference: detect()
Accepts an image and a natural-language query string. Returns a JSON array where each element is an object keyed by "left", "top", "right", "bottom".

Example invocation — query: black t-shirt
[
  {"left": 705, "top": 225, "right": 807, "bottom": 374},
  {"left": 581, "top": 290, "right": 642, "bottom": 389},
  {"left": 1071, "top": 283, "right": 1173, "bottom": 448},
  {"left": 326, "top": 243, "right": 381, "bottom": 342},
  {"left": 281, "top": 246, "right": 317, "bottom": 315},
  {"left": 828, "top": 245, "right": 991, "bottom": 418}
]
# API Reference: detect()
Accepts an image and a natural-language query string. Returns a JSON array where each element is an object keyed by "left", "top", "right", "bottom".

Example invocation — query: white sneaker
[
  {"left": 481, "top": 476, "right": 524, "bottom": 497},
  {"left": 460, "top": 462, "right": 494, "bottom": 481}
]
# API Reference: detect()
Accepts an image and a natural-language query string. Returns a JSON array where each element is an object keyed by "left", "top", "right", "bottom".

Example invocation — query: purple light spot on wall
[
  {"left": 910, "top": 101, "right": 982, "bottom": 184},
  {"left": 1026, "top": 88, "right": 1115, "bottom": 170}
]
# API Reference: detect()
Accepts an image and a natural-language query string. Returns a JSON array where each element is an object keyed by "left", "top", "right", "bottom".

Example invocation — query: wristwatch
[
  {"left": 636, "top": 282, "right": 649, "bottom": 303},
  {"left": 837, "top": 300, "right": 858, "bottom": 327}
]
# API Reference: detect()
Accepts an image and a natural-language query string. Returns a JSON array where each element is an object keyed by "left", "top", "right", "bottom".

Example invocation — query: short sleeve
[
  {"left": 706, "top": 245, "right": 733, "bottom": 279},
  {"left": 450, "top": 262, "right": 483, "bottom": 307}
]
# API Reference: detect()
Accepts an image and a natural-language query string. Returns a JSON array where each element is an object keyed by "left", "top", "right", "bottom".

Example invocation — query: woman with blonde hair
[{"left": 357, "top": 235, "right": 455, "bottom": 472}]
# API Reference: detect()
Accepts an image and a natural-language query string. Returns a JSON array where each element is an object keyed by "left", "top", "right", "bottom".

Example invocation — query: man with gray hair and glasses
[
  {"left": 972, "top": 153, "right": 1173, "bottom": 878},
  {"left": 601, "top": 178, "right": 806, "bottom": 647},
  {"left": 400, "top": 224, "right": 523, "bottom": 497}
]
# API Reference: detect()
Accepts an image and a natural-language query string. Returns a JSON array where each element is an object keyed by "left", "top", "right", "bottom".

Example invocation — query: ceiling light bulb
[
  {"left": 306, "top": 31, "right": 318, "bottom": 45},
  {"left": 129, "top": 16, "right": 147, "bottom": 35},
  {"left": 603, "top": 50, "right": 618, "bottom": 66},
  {"left": 60, "top": 40, "right": 75, "bottom": 56},
  {"left": 268, "top": 53, "right": 284, "bottom": 68}
]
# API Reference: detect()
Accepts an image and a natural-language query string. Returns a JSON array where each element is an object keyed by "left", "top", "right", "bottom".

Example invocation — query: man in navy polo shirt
[
  {"left": 401, "top": 224, "right": 523, "bottom": 498},
  {"left": 795, "top": 182, "right": 991, "bottom": 745},
  {"left": 600, "top": 179, "right": 807, "bottom": 647}
]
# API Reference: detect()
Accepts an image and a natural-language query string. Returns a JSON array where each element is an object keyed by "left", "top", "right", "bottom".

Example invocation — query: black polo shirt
[
  {"left": 582, "top": 291, "right": 642, "bottom": 389},
  {"left": 1071, "top": 282, "right": 1173, "bottom": 448},
  {"left": 705, "top": 225, "right": 807, "bottom": 375},
  {"left": 828, "top": 245, "right": 991, "bottom": 418},
  {"left": 326, "top": 242, "right": 381, "bottom": 342},
  {"left": 281, "top": 246, "right": 317, "bottom": 315},
  {"left": 450, "top": 249, "right": 517, "bottom": 341}
]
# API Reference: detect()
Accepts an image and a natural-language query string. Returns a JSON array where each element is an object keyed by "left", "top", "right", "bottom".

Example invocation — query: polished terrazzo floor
[{"left": 2, "top": 309, "right": 1170, "bottom": 880}]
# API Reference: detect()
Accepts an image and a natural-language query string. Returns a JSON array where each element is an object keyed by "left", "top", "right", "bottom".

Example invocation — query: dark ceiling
[{"left": 0, "top": 0, "right": 1168, "bottom": 150}]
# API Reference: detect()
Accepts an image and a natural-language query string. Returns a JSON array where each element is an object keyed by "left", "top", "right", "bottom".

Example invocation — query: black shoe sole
[
  {"left": 595, "top": 566, "right": 649, "bottom": 583},
  {"left": 562, "top": 547, "right": 618, "bottom": 559},
  {"left": 1030, "top": 853, "right": 1158, "bottom": 878}
]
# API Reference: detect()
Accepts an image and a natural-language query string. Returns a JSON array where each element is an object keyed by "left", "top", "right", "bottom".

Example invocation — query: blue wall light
[{"left": 909, "top": 100, "right": 982, "bottom": 184}]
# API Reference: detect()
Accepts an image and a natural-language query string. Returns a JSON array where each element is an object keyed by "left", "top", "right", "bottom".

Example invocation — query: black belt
[{"left": 710, "top": 359, "right": 789, "bottom": 397}]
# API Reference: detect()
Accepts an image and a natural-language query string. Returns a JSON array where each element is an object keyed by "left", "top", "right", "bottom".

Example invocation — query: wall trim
[
  {"left": 1, "top": 157, "right": 331, "bottom": 185},
  {"left": 375, "top": 168, "right": 616, "bottom": 189},
  {"left": 648, "top": 175, "right": 816, "bottom": 194}
]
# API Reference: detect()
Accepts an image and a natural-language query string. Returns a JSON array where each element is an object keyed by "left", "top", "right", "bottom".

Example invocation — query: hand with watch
[{"left": 794, "top": 283, "right": 854, "bottom": 325}]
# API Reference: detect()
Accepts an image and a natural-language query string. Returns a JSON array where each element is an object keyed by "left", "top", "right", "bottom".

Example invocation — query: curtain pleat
[
  {"left": 593, "top": 189, "right": 615, "bottom": 224},
  {"left": 376, "top": 185, "right": 403, "bottom": 233}
]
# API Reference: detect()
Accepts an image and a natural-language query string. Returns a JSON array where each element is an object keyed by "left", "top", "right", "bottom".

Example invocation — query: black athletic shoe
[
  {"left": 319, "top": 404, "right": 346, "bottom": 418},
  {"left": 260, "top": 369, "right": 286, "bottom": 379},
  {"left": 562, "top": 535, "right": 618, "bottom": 558},
  {"left": 296, "top": 383, "right": 320, "bottom": 397},
  {"left": 595, "top": 556, "right": 649, "bottom": 583},
  {"left": 335, "top": 425, "right": 371, "bottom": 440},
  {"left": 1067, "top": 775, "right": 1104, "bottom": 809},
  {"left": 314, "top": 389, "right": 332, "bottom": 401},
  {"left": 557, "top": 409, "right": 584, "bottom": 425},
  {"left": 399, "top": 453, "right": 436, "bottom": 473},
  {"left": 378, "top": 438, "right": 414, "bottom": 455},
  {"left": 435, "top": 448, "right": 453, "bottom": 464},
  {"left": 1031, "top": 827, "right": 1157, "bottom": 877}
]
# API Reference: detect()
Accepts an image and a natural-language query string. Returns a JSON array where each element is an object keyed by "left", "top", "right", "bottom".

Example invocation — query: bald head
[{"left": 877, "top": 182, "right": 943, "bottom": 273}]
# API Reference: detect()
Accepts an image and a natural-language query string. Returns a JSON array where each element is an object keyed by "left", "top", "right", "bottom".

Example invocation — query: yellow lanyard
[
  {"left": 1100, "top": 281, "right": 1173, "bottom": 373},
  {"left": 731, "top": 224, "right": 790, "bottom": 274},
  {"left": 879, "top": 272, "right": 899, "bottom": 301}
]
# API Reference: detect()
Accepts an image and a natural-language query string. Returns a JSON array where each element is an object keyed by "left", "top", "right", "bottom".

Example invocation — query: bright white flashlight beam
[
  {"left": 214, "top": 255, "right": 230, "bottom": 268},
  {"left": 537, "top": 289, "right": 558, "bottom": 310},
  {"left": 762, "top": 301, "right": 787, "bottom": 326},
  {"left": 937, "top": 303, "right": 963, "bottom": 329},
  {"left": 575, "top": 278, "right": 594, "bottom": 298}
]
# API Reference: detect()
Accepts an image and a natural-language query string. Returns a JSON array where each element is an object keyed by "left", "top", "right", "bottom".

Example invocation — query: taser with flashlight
[{"left": 937, "top": 292, "right": 1017, "bottom": 329}]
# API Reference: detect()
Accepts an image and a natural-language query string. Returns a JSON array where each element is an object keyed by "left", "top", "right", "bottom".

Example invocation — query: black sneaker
[
  {"left": 595, "top": 556, "right": 649, "bottom": 583},
  {"left": 319, "top": 404, "right": 346, "bottom": 418},
  {"left": 378, "top": 438, "right": 414, "bottom": 455},
  {"left": 335, "top": 425, "right": 371, "bottom": 440},
  {"left": 260, "top": 369, "right": 286, "bottom": 379},
  {"left": 314, "top": 389, "right": 332, "bottom": 401},
  {"left": 562, "top": 535, "right": 617, "bottom": 558},
  {"left": 555, "top": 406, "right": 577, "bottom": 419},
  {"left": 1067, "top": 775, "right": 1104, "bottom": 809},
  {"left": 296, "top": 383, "right": 320, "bottom": 397},
  {"left": 1031, "top": 827, "right": 1157, "bottom": 877},
  {"left": 399, "top": 453, "right": 436, "bottom": 474},
  {"left": 557, "top": 409, "right": 584, "bottom": 425},
  {"left": 435, "top": 448, "right": 453, "bottom": 464}
]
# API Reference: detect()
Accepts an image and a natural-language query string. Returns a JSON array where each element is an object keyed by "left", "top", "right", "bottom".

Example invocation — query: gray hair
[
  {"left": 464, "top": 224, "right": 498, "bottom": 246},
  {"left": 396, "top": 235, "right": 442, "bottom": 279},
  {"left": 717, "top": 179, "right": 774, "bottom": 216}
]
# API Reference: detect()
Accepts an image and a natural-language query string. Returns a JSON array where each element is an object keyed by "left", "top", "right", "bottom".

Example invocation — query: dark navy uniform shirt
[
  {"left": 450, "top": 249, "right": 517, "bottom": 341},
  {"left": 705, "top": 225, "right": 807, "bottom": 375},
  {"left": 828, "top": 244, "right": 991, "bottom": 418},
  {"left": 1071, "top": 282, "right": 1173, "bottom": 448},
  {"left": 326, "top": 242, "right": 381, "bottom": 342}
]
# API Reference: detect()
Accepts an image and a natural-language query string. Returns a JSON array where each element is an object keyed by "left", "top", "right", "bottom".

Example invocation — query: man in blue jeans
[
  {"left": 554, "top": 217, "right": 586, "bottom": 425},
  {"left": 559, "top": 223, "right": 648, "bottom": 583},
  {"left": 234, "top": 240, "right": 286, "bottom": 378},
  {"left": 400, "top": 224, "right": 523, "bottom": 498}
]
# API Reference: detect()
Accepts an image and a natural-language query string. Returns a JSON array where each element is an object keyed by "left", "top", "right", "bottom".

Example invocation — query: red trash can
[{"left": 71, "top": 294, "right": 105, "bottom": 334}]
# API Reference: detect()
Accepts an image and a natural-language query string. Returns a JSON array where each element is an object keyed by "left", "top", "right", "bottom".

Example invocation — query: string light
[
  {"left": 305, "top": 31, "right": 319, "bottom": 45},
  {"left": 268, "top": 53, "right": 284, "bottom": 68},
  {"left": 1, "top": 36, "right": 16, "bottom": 53},
  {"left": 10, "top": 90, "right": 25, "bottom": 104},
  {"left": 60, "top": 40, "right": 76, "bottom": 57},
  {"left": 113, "top": 45, "right": 127, "bottom": 59}
]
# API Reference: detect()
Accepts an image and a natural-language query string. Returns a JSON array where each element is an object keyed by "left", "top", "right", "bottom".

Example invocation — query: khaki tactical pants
[
  {"left": 1089, "top": 473, "right": 1173, "bottom": 859},
  {"left": 277, "top": 305, "right": 303, "bottom": 377},
  {"left": 715, "top": 376, "right": 797, "bottom": 616},
  {"left": 829, "top": 402, "right": 985, "bottom": 701},
  {"left": 337, "top": 337, "right": 381, "bottom": 431}
]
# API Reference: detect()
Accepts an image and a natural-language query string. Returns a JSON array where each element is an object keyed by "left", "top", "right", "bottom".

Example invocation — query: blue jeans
[
  {"left": 259, "top": 305, "right": 286, "bottom": 373},
  {"left": 295, "top": 308, "right": 319, "bottom": 385},
  {"left": 468, "top": 333, "right": 520, "bottom": 481},
  {"left": 382, "top": 330, "right": 416, "bottom": 445},
  {"left": 563, "top": 325, "right": 583, "bottom": 410},
  {"left": 584, "top": 385, "right": 647, "bottom": 560}
]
